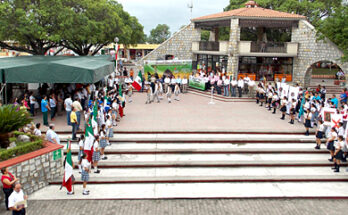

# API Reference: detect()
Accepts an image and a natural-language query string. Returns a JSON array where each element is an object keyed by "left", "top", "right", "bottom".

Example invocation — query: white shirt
[
  {"left": 338, "top": 127, "right": 345, "bottom": 137},
  {"left": 223, "top": 79, "right": 230, "bottom": 86},
  {"left": 33, "top": 128, "right": 41, "bottom": 137},
  {"left": 29, "top": 96, "right": 36, "bottom": 104},
  {"left": 46, "top": 129, "right": 60, "bottom": 144},
  {"left": 8, "top": 189, "right": 24, "bottom": 209},
  {"left": 243, "top": 77, "right": 250, "bottom": 84},
  {"left": 64, "top": 98, "right": 72, "bottom": 112},
  {"left": 78, "top": 139, "right": 84, "bottom": 149},
  {"left": 171, "top": 79, "right": 176, "bottom": 84},
  {"left": 231, "top": 80, "right": 237, "bottom": 86},
  {"left": 238, "top": 80, "right": 244, "bottom": 87},
  {"left": 106, "top": 119, "right": 112, "bottom": 128},
  {"left": 93, "top": 140, "right": 99, "bottom": 151},
  {"left": 81, "top": 159, "right": 90, "bottom": 170},
  {"left": 182, "top": 79, "right": 188, "bottom": 84},
  {"left": 248, "top": 80, "right": 255, "bottom": 87}
]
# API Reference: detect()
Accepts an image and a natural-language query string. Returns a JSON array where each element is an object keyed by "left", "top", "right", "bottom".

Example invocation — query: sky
[{"left": 117, "top": 0, "right": 229, "bottom": 36}]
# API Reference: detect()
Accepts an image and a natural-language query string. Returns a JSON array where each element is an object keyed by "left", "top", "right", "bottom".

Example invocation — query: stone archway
[{"left": 303, "top": 60, "right": 344, "bottom": 88}]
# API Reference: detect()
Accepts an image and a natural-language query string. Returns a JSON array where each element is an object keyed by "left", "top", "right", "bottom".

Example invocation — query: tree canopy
[
  {"left": 147, "top": 24, "right": 171, "bottom": 44},
  {"left": 0, "top": 0, "right": 145, "bottom": 55}
]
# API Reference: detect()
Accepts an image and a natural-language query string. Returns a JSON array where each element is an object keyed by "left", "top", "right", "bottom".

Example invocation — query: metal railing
[
  {"left": 250, "top": 41, "right": 286, "bottom": 53},
  {"left": 199, "top": 41, "right": 220, "bottom": 52}
]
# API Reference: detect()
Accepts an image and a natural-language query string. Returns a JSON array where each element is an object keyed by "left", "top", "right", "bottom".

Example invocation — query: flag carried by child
[
  {"left": 132, "top": 71, "right": 143, "bottom": 91},
  {"left": 62, "top": 140, "right": 73, "bottom": 193}
]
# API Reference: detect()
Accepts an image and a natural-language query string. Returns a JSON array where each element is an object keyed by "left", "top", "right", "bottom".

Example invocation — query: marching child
[
  {"left": 332, "top": 135, "right": 345, "bottom": 172},
  {"left": 78, "top": 134, "right": 85, "bottom": 173},
  {"left": 92, "top": 136, "right": 101, "bottom": 173},
  {"left": 80, "top": 153, "right": 90, "bottom": 195},
  {"left": 280, "top": 96, "right": 288, "bottom": 120},
  {"left": 174, "top": 83, "right": 181, "bottom": 101},
  {"left": 167, "top": 85, "right": 172, "bottom": 103}
]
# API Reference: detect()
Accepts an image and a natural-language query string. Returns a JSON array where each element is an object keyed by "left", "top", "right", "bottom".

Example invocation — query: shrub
[{"left": 0, "top": 132, "right": 44, "bottom": 161}]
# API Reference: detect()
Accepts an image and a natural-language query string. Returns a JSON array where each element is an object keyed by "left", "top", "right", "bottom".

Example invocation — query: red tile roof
[{"left": 193, "top": 7, "right": 306, "bottom": 21}]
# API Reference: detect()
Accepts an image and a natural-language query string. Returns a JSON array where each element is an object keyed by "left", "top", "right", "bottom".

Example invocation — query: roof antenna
[{"left": 187, "top": 0, "right": 193, "bottom": 21}]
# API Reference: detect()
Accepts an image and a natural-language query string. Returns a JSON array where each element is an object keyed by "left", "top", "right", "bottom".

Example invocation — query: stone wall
[
  {"left": 227, "top": 18, "right": 240, "bottom": 76},
  {"left": 291, "top": 20, "right": 348, "bottom": 86},
  {"left": 0, "top": 146, "right": 63, "bottom": 202},
  {"left": 136, "top": 23, "right": 201, "bottom": 70}
]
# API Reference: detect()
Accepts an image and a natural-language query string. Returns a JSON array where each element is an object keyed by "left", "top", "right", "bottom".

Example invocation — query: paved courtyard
[
  {"left": 33, "top": 92, "right": 307, "bottom": 133},
  {"left": 0, "top": 199, "right": 347, "bottom": 215}
]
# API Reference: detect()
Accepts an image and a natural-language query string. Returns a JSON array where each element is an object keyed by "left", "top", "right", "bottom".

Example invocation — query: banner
[
  {"left": 321, "top": 107, "right": 338, "bottom": 127},
  {"left": 144, "top": 60, "right": 192, "bottom": 80},
  {"left": 189, "top": 76, "right": 206, "bottom": 91}
]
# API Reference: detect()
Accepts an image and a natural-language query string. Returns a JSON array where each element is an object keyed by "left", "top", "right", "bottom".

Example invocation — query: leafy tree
[
  {"left": 317, "top": 6, "right": 348, "bottom": 62},
  {"left": 201, "top": 30, "right": 210, "bottom": 41},
  {"left": 60, "top": 0, "right": 145, "bottom": 56},
  {"left": 148, "top": 24, "right": 171, "bottom": 44},
  {"left": 0, "top": 0, "right": 64, "bottom": 55}
]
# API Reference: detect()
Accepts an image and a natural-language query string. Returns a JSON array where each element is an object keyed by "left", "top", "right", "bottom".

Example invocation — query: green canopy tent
[{"left": 0, "top": 55, "right": 114, "bottom": 83}]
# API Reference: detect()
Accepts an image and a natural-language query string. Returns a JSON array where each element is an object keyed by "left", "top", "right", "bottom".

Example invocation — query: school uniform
[
  {"left": 304, "top": 112, "right": 312, "bottom": 128},
  {"left": 316, "top": 124, "right": 324, "bottom": 139},
  {"left": 280, "top": 99, "right": 288, "bottom": 112},
  {"left": 92, "top": 141, "right": 100, "bottom": 162},
  {"left": 81, "top": 159, "right": 90, "bottom": 182},
  {"left": 182, "top": 78, "right": 188, "bottom": 93},
  {"left": 334, "top": 140, "right": 345, "bottom": 160},
  {"left": 327, "top": 131, "right": 337, "bottom": 151},
  {"left": 174, "top": 85, "right": 180, "bottom": 101},
  {"left": 145, "top": 86, "right": 152, "bottom": 104},
  {"left": 99, "top": 131, "right": 107, "bottom": 149},
  {"left": 78, "top": 139, "right": 84, "bottom": 161},
  {"left": 167, "top": 86, "right": 172, "bottom": 103},
  {"left": 153, "top": 84, "right": 160, "bottom": 103},
  {"left": 106, "top": 119, "right": 113, "bottom": 138}
]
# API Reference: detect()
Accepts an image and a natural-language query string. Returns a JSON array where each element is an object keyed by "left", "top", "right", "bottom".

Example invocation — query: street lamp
[{"left": 114, "top": 37, "right": 119, "bottom": 74}]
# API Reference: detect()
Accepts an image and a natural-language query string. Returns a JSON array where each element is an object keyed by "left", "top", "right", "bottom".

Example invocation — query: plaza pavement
[
  {"left": 1, "top": 199, "right": 347, "bottom": 215},
  {"left": 33, "top": 92, "right": 308, "bottom": 133}
]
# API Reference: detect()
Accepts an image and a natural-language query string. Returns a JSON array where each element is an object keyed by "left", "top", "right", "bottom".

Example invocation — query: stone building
[{"left": 140, "top": 1, "right": 347, "bottom": 86}]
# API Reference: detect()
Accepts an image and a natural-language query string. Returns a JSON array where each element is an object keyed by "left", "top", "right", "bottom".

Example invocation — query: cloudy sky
[{"left": 117, "top": 0, "right": 229, "bottom": 35}]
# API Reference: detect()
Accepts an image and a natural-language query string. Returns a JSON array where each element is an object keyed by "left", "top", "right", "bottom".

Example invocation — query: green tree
[
  {"left": 317, "top": 6, "right": 348, "bottom": 62},
  {"left": 0, "top": 0, "right": 64, "bottom": 55},
  {"left": 148, "top": 24, "right": 171, "bottom": 44},
  {"left": 60, "top": 0, "right": 145, "bottom": 56},
  {"left": 201, "top": 30, "right": 210, "bottom": 41},
  {"left": 225, "top": 0, "right": 342, "bottom": 26}
]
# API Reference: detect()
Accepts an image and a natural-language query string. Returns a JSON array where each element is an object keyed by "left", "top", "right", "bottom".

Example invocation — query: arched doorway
[{"left": 304, "top": 61, "right": 345, "bottom": 88}]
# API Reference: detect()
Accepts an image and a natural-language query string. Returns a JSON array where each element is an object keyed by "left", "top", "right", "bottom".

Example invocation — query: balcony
[
  {"left": 192, "top": 41, "right": 229, "bottom": 55},
  {"left": 239, "top": 41, "right": 298, "bottom": 57}
]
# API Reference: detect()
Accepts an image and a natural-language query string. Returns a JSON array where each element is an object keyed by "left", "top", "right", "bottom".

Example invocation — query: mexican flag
[
  {"left": 92, "top": 101, "right": 98, "bottom": 125},
  {"left": 62, "top": 141, "right": 73, "bottom": 192},
  {"left": 132, "top": 71, "right": 143, "bottom": 91}
]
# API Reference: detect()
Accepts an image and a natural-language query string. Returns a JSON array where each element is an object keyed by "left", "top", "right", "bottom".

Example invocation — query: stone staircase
[
  {"left": 27, "top": 132, "right": 348, "bottom": 200},
  {"left": 188, "top": 88, "right": 255, "bottom": 102}
]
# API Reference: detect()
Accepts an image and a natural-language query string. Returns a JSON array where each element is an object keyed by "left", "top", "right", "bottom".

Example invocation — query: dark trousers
[
  {"left": 12, "top": 208, "right": 25, "bottom": 215},
  {"left": 238, "top": 87, "right": 242, "bottom": 97},
  {"left": 43, "top": 111, "right": 48, "bottom": 126},
  {"left": 30, "top": 104, "right": 35, "bottom": 116},
  {"left": 216, "top": 86, "right": 222, "bottom": 95},
  {"left": 50, "top": 107, "right": 56, "bottom": 120},
  {"left": 3, "top": 188, "right": 13, "bottom": 210},
  {"left": 72, "top": 122, "right": 78, "bottom": 140}
]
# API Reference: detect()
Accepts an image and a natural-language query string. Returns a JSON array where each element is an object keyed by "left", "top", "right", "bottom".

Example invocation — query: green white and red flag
[
  {"left": 62, "top": 141, "right": 73, "bottom": 192},
  {"left": 132, "top": 71, "right": 143, "bottom": 91}
]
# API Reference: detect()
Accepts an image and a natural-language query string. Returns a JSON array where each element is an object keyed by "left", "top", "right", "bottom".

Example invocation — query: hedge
[{"left": 0, "top": 131, "right": 44, "bottom": 161}]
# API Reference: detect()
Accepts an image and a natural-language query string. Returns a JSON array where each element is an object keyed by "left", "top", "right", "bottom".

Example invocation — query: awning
[{"left": 0, "top": 56, "right": 114, "bottom": 83}]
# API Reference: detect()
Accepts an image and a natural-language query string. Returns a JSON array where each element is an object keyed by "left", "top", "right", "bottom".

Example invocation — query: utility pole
[{"left": 187, "top": 0, "right": 193, "bottom": 21}]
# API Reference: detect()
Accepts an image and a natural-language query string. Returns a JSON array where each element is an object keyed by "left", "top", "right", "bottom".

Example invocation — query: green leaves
[
  {"left": 0, "top": 105, "right": 32, "bottom": 134},
  {"left": 148, "top": 24, "right": 171, "bottom": 44}
]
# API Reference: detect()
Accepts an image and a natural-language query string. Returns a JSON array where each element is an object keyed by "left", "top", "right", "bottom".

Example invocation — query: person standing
[
  {"left": 92, "top": 136, "right": 101, "bottom": 174},
  {"left": 182, "top": 76, "right": 188, "bottom": 93},
  {"left": 237, "top": 77, "right": 244, "bottom": 98},
  {"left": 332, "top": 135, "right": 345, "bottom": 172},
  {"left": 99, "top": 124, "right": 108, "bottom": 160},
  {"left": 1, "top": 167, "right": 18, "bottom": 211},
  {"left": 29, "top": 92, "right": 36, "bottom": 117},
  {"left": 314, "top": 120, "right": 324, "bottom": 149},
  {"left": 223, "top": 76, "right": 230, "bottom": 97},
  {"left": 326, "top": 127, "right": 338, "bottom": 162},
  {"left": 64, "top": 94, "right": 73, "bottom": 126},
  {"left": 164, "top": 76, "right": 170, "bottom": 93},
  {"left": 80, "top": 153, "right": 90, "bottom": 195},
  {"left": 145, "top": 83, "right": 152, "bottom": 104},
  {"left": 248, "top": 79, "right": 256, "bottom": 98},
  {"left": 70, "top": 107, "right": 78, "bottom": 141},
  {"left": 40, "top": 96, "right": 50, "bottom": 126},
  {"left": 166, "top": 85, "right": 172, "bottom": 103},
  {"left": 174, "top": 83, "right": 181, "bottom": 101},
  {"left": 77, "top": 135, "right": 85, "bottom": 173},
  {"left": 8, "top": 183, "right": 27, "bottom": 215},
  {"left": 243, "top": 75, "right": 250, "bottom": 95},
  {"left": 230, "top": 77, "right": 237, "bottom": 97},
  {"left": 72, "top": 98, "right": 83, "bottom": 130},
  {"left": 49, "top": 94, "right": 57, "bottom": 121}
]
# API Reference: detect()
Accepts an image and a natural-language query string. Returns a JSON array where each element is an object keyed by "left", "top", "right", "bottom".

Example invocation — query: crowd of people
[{"left": 254, "top": 81, "right": 348, "bottom": 173}]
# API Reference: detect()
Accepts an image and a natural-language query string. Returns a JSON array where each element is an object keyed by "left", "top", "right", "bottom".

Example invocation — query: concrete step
[
  {"left": 29, "top": 182, "right": 348, "bottom": 200},
  {"left": 188, "top": 89, "right": 254, "bottom": 102},
  {"left": 50, "top": 175, "right": 348, "bottom": 185},
  {"left": 59, "top": 134, "right": 316, "bottom": 143}
]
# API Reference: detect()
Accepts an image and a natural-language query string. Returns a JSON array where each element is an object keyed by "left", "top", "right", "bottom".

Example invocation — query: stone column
[{"left": 227, "top": 18, "right": 240, "bottom": 77}]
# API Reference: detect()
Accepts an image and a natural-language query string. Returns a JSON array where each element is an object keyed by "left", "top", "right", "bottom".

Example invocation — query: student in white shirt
[
  {"left": 223, "top": 76, "right": 230, "bottom": 97},
  {"left": 174, "top": 83, "right": 181, "bottom": 101},
  {"left": 80, "top": 153, "right": 90, "bottom": 195},
  {"left": 280, "top": 97, "right": 288, "bottom": 120},
  {"left": 315, "top": 119, "right": 325, "bottom": 149},
  {"left": 230, "top": 77, "right": 237, "bottom": 97},
  {"left": 152, "top": 82, "right": 160, "bottom": 103},
  {"left": 237, "top": 77, "right": 244, "bottom": 98},
  {"left": 243, "top": 75, "right": 250, "bottom": 95},
  {"left": 164, "top": 76, "right": 170, "bottom": 93},
  {"left": 77, "top": 135, "right": 85, "bottom": 173},
  {"left": 182, "top": 76, "right": 188, "bottom": 93},
  {"left": 248, "top": 80, "right": 256, "bottom": 98},
  {"left": 92, "top": 136, "right": 101, "bottom": 174},
  {"left": 333, "top": 135, "right": 345, "bottom": 172}
]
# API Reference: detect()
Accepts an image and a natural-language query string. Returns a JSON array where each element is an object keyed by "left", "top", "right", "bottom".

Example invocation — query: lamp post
[{"left": 114, "top": 37, "right": 119, "bottom": 74}]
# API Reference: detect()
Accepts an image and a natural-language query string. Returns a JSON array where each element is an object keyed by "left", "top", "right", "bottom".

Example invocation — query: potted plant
[{"left": 0, "top": 105, "right": 32, "bottom": 148}]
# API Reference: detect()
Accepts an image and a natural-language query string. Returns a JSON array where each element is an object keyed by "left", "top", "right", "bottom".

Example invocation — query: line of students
[
  {"left": 256, "top": 82, "right": 348, "bottom": 173},
  {"left": 145, "top": 81, "right": 181, "bottom": 104}
]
